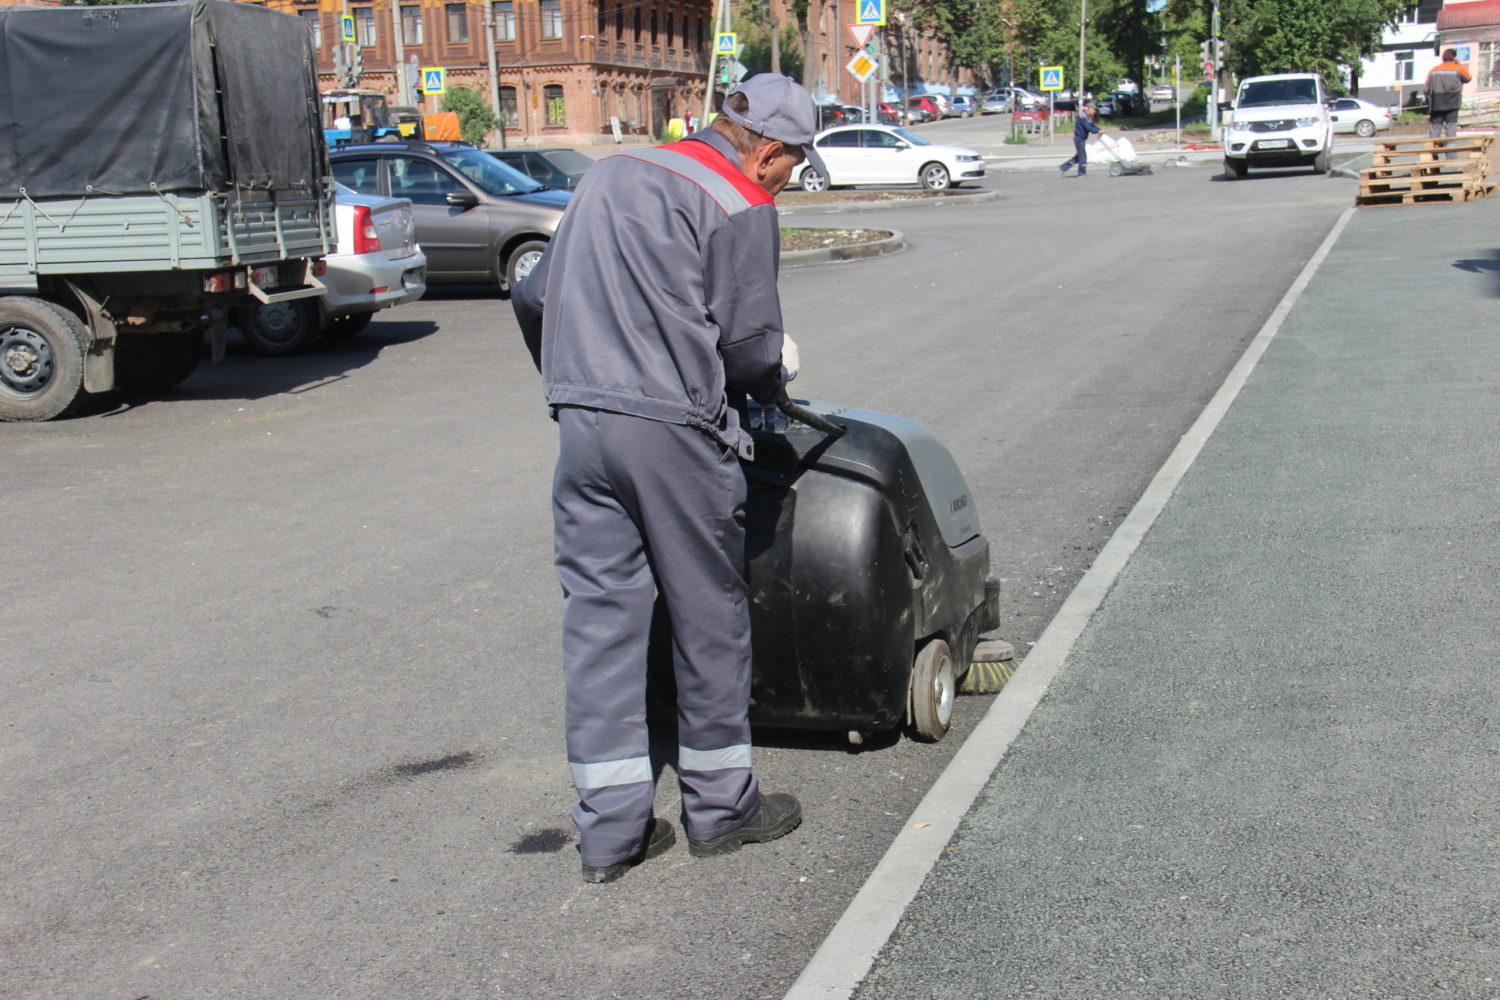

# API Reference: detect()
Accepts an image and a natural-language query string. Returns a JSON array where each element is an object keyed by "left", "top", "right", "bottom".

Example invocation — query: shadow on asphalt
[
  {"left": 59, "top": 318, "right": 441, "bottom": 419},
  {"left": 1451, "top": 248, "right": 1500, "bottom": 297}
]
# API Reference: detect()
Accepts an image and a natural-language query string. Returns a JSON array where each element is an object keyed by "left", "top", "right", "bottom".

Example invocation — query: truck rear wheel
[
  {"left": 237, "top": 298, "right": 319, "bottom": 355},
  {"left": 114, "top": 330, "right": 202, "bottom": 391},
  {"left": 0, "top": 297, "right": 88, "bottom": 422}
]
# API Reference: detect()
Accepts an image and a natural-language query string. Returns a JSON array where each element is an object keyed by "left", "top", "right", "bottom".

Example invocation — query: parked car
[
  {"left": 485, "top": 147, "right": 595, "bottom": 190},
  {"left": 237, "top": 183, "right": 427, "bottom": 355},
  {"left": 1013, "top": 103, "right": 1049, "bottom": 123},
  {"left": 329, "top": 140, "right": 569, "bottom": 290},
  {"left": 789, "top": 124, "right": 986, "bottom": 192},
  {"left": 980, "top": 91, "right": 1013, "bottom": 114},
  {"left": 1328, "top": 96, "right": 1393, "bottom": 137},
  {"left": 905, "top": 96, "right": 941, "bottom": 122},
  {"left": 949, "top": 95, "right": 977, "bottom": 117},
  {"left": 991, "top": 86, "right": 1044, "bottom": 109},
  {"left": 1151, "top": 85, "right": 1176, "bottom": 103}
]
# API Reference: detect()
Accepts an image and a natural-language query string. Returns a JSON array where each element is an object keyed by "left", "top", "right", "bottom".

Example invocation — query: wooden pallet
[
  {"left": 1360, "top": 160, "right": 1486, "bottom": 196},
  {"left": 1356, "top": 181, "right": 1497, "bottom": 207},
  {"left": 1371, "top": 135, "right": 1493, "bottom": 171}
]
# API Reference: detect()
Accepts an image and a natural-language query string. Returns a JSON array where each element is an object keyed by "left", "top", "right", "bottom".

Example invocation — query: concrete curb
[
  {"left": 778, "top": 189, "right": 998, "bottom": 217},
  {"left": 781, "top": 228, "right": 907, "bottom": 266}
]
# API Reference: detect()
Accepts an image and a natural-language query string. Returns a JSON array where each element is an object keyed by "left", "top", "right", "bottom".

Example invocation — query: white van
[{"left": 1221, "top": 72, "right": 1333, "bottom": 180}]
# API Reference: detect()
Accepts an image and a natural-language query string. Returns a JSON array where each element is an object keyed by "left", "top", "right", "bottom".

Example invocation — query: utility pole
[
  {"left": 1078, "top": 0, "right": 1087, "bottom": 105},
  {"left": 390, "top": 0, "right": 407, "bottom": 106},
  {"left": 484, "top": 0, "right": 504, "bottom": 147},
  {"left": 702, "top": 0, "right": 729, "bottom": 128},
  {"left": 1209, "top": 0, "right": 1221, "bottom": 140}
]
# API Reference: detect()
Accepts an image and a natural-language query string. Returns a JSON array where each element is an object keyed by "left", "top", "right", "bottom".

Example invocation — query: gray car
[
  {"left": 237, "top": 183, "right": 426, "bottom": 355},
  {"left": 330, "top": 140, "right": 570, "bottom": 292}
]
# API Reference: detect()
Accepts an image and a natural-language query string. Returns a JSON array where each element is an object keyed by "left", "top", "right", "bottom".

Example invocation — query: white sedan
[
  {"left": 790, "top": 124, "right": 986, "bottom": 192},
  {"left": 1329, "top": 97, "right": 1393, "bottom": 137}
]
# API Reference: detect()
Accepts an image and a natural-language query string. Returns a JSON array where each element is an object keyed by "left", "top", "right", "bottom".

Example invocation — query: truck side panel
[{"left": 0, "top": 191, "right": 331, "bottom": 274}]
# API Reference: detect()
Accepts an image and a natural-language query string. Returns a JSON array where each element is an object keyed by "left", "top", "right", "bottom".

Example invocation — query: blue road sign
[
  {"left": 340, "top": 14, "right": 355, "bottom": 43},
  {"left": 1040, "top": 66, "right": 1064, "bottom": 91},
  {"left": 422, "top": 67, "right": 447, "bottom": 95},
  {"left": 716, "top": 32, "right": 737, "bottom": 56},
  {"left": 856, "top": 0, "right": 886, "bottom": 27}
]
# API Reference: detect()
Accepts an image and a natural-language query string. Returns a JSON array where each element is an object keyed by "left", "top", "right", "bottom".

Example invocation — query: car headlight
[
  {"left": 956, "top": 154, "right": 982, "bottom": 162},
  {"left": 1295, "top": 117, "right": 1317, "bottom": 128}
]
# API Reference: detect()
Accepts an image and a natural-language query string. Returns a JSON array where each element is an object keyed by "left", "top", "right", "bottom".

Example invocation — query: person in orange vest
[{"left": 1426, "top": 48, "right": 1471, "bottom": 140}]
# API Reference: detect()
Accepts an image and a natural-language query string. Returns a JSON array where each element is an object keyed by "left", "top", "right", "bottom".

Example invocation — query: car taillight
[{"left": 352, "top": 204, "right": 381, "bottom": 254}]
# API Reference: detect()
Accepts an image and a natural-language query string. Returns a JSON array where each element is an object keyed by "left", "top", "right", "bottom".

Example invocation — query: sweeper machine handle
[{"left": 774, "top": 388, "right": 846, "bottom": 439}]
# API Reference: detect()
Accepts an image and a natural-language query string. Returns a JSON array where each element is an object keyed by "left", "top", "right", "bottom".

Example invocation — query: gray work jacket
[{"left": 512, "top": 130, "right": 786, "bottom": 457}]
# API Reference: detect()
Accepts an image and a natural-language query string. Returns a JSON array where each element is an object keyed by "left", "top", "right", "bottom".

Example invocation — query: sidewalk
[{"left": 791, "top": 191, "right": 1500, "bottom": 997}]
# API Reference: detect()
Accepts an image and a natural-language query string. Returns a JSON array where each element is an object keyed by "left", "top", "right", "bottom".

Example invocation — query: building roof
[{"left": 1438, "top": 0, "right": 1500, "bottom": 30}]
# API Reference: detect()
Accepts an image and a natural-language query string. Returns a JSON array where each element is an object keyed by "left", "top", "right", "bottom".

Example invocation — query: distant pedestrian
[
  {"left": 1060, "top": 102, "right": 1105, "bottom": 177},
  {"left": 1426, "top": 48, "right": 1471, "bottom": 141}
]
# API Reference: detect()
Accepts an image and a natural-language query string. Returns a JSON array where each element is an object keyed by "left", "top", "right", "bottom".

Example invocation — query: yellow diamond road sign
[{"left": 846, "top": 51, "right": 877, "bottom": 82}]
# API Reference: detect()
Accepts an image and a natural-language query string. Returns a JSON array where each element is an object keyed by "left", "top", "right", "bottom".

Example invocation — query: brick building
[
  {"left": 0, "top": 0, "right": 967, "bottom": 146},
  {"left": 259, "top": 0, "right": 970, "bottom": 144}
]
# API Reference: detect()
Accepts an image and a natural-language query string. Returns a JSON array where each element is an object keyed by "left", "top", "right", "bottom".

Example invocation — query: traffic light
[{"left": 350, "top": 45, "right": 363, "bottom": 84}]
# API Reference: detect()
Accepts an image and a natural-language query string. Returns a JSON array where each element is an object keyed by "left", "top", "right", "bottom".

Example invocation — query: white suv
[{"left": 1222, "top": 73, "right": 1333, "bottom": 180}]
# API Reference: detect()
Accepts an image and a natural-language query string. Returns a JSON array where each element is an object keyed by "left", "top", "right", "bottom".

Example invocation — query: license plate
[
  {"left": 402, "top": 270, "right": 423, "bottom": 291},
  {"left": 1258, "top": 139, "right": 1291, "bottom": 149}
]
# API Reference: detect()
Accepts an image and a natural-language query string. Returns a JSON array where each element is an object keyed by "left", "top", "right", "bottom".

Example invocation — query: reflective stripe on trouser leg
[
  {"left": 591, "top": 410, "right": 761, "bottom": 843},
  {"left": 554, "top": 406, "right": 660, "bottom": 868}
]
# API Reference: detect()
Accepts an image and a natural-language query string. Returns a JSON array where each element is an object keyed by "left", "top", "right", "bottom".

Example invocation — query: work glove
[{"left": 781, "top": 333, "right": 800, "bottom": 383}]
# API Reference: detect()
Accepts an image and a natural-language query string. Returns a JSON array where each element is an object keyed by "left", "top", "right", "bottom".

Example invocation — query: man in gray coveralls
[{"left": 512, "top": 74, "right": 824, "bottom": 883}]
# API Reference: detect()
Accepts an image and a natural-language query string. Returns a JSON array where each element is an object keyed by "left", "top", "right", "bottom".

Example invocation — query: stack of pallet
[{"left": 1356, "top": 135, "right": 1495, "bottom": 207}]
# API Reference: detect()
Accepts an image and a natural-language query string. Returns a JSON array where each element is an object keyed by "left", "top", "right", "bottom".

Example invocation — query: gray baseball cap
[{"left": 719, "top": 73, "right": 828, "bottom": 179}]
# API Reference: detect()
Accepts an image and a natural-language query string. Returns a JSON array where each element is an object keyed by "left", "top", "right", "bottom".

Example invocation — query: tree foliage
[{"left": 441, "top": 86, "right": 498, "bottom": 147}]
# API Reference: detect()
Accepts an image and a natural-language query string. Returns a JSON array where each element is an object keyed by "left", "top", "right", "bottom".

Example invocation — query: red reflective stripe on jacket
[{"left": 657, "top": 138, "right": 773, "bottom": 208}]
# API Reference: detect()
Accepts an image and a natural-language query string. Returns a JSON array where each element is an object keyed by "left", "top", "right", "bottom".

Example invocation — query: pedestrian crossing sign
[
  {"left": 340, "top": 14, "right": 355, "bottom": 42},
  {"left": 716, "top": 32, "right": 737, "bottom": 56},
  {"left": 1040, "top": 66, "right": 1064, "bottom": 92},
  {"left": 855, "top": 0, "right": 886, "bottom": 27},
  {"left": 422, "top": 67, "right": 446, "bottom": 95}
]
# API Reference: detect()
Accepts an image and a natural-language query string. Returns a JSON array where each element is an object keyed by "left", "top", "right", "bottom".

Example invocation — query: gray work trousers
[{"left": 552, "top": 405, "right": 760, "bottom": 867}]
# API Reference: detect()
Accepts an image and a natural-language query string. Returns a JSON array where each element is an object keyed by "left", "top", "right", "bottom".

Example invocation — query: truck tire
[
  {"left": 0, "top": 296, "right": 88, "bottom": 422},
  {"left": 237, "top": 298, "right": 319, "bottom": 356},
  {"left": 113, "top": 330, "right": 202, "bottom": 391}
]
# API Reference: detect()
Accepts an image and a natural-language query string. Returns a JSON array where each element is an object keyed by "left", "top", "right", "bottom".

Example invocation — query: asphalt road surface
[{"left": 2, "top": 163, "right": 1351, "bottom": 999}]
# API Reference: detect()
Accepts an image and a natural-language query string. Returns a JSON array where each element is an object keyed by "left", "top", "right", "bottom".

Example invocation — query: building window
[
  {"left": 650, "top": 9, "right": 659, "bottom": 45},
  {"left": 1481, "top": 41, "right": 1500, "bottom": 89},
  {"left": 354, "top": 6, "right": 376, "bottom": 46},
  {"left": 664, "top": 11, "right": 674, "bottom": 48},
  {"left": 494, "top": 1, "right": 514, "bottom": 42},
  {"left": 634, "top": 9, "right": 642, "bottom": 42},
  {"left": 541, "top": 0, "right": 562, "bottom": 40},
  {"left": 500, "top": 86, "right": 518, "bottom": 126},
  {"left": 401, "top": 5, "right": 423, "bottom": 46},
  {"left": 446, "top": 3, "right": 469, "bottom": 44},
  {"left": 615, "top": 5, "right": 624, "bottom": 38},
  {"left": 545, "top": 84, "right": 565, "bottom": 126},
  {"left": 1395, "top": 50, "right": 1414, "bottom": 82},
  {"left": 299, "top": 10, "right": 321, "bottom": 49}
]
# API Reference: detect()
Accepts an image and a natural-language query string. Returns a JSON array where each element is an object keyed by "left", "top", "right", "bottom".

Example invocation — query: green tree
[
  {"left": 734, "top": 9, "right": 804, "bottom": 83},
  {"left": 1167, "top": 0, "right": 1409, "bottom": 88},
  {"left": 441, "top": 86, "right": 498, "bottom": 147}
]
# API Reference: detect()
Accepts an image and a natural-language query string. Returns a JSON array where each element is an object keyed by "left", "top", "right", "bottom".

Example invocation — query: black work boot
[
  {"left": 688, "top": 792, "right": 802, "bottom": 857},
  {"left": 581, "top": 817, "right": 677, "bottom": 883}
]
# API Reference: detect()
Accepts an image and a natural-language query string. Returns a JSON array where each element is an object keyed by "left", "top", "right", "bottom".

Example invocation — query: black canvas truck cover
[{"left": 0, "top": 0, "right": 328, "bottom": 199}]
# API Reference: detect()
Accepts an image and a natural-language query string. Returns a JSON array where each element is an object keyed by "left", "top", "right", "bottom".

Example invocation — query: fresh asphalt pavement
[
  {"left": 846, "top": 190, "right": 1500, "bottom": 998},
  {"left": 3, "top": 163, "right": 1357, "bottom": 998}
]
